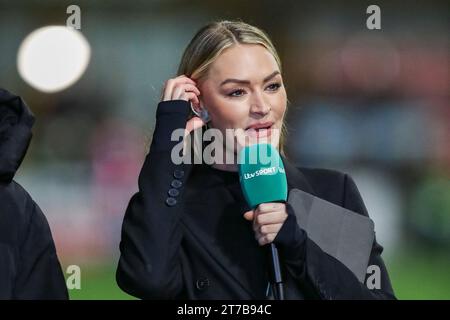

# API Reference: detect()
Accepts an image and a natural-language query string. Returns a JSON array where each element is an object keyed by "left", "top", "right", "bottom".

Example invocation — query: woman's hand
[
  {"left": 160, "top": 75, "right": 205, "bottom": 134},
  {"left": 243, "top": 203, "right": 288, "bottom": 246}
]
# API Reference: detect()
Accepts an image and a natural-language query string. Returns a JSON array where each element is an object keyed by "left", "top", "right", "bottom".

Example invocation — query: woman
[{"left": 116, "top": 20, "right": 396, "bottom": 299}]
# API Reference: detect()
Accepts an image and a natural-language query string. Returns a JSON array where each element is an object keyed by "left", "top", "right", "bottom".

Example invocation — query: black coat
[
  {"left": 116, "top": 100, "right": 396, "bottom": 300},
  {"left": 0, "top": 89, "right": 68, "bottom": 300}
]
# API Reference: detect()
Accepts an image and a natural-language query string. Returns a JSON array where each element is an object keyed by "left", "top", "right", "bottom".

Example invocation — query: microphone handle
[{"left": 269, "top": 243, "right": 285, "bottom": 300}]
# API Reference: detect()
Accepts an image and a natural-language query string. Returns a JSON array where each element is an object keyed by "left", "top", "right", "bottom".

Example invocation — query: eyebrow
[{"left": 220, "top": 71, "right": 280, "bottom": 86}]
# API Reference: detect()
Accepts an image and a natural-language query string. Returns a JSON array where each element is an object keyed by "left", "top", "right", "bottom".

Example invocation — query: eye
[
  {"left": 228, "top": 88, "right": 246, "bottom": 97},
  {"left": 266, "top": 82, "right": 281, "bottom": 91}
]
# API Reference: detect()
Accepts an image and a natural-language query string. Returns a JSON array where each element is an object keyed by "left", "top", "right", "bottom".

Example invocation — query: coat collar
[{"left": 281, "top": 155, "right": 316, "bottom": 196}]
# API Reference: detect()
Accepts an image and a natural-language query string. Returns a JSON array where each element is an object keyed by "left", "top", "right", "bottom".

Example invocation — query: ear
[
  {"left": 191, "top": 100, "right": 205, "bottom": 114},
  {"left": 191, "top": 98, "right": 205, "bottom": 113},
  {"left": 191, "top": 103, "right": 203, "bottom": 115},
  {"left": 191, "top": 102, "right": 211, "bottom": 123}
]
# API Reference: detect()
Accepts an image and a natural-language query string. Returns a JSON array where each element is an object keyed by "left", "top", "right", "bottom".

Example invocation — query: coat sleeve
[
  {"left": 14, "top": 199, "right": 68, "bottom": 300},
  {"left": 116, "top": 100, "right": 192, "bottom": 299},
  {"left": 273, "top": 174, "right": 397, "bottom": 300}
]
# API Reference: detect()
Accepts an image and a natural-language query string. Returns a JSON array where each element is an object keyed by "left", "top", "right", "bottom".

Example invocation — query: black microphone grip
[{"left": 268, "top": 243, "right": 285, "bottom": 300}]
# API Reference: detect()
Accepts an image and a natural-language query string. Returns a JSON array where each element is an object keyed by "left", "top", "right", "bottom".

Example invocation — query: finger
[
  {"left": 254, "top": 211, "right": 287, "bottom": 225},
  {"left": 174, "top": 83, "right": 200, "bottom": 96},
  {"left": 256, "top": 203, "right": 285, "bottom": 214},
  {"left": 162, "top": 77, "right": 197, "bottom": 101},
  {"left": 257, "top": 223, "right": 283, "bottom": 235},
  {"left": 175, "top": 74, "right": 197, "bottom": 85},
  {"left": 180, "top": 91, "right": 200, "bottom": 108},
  {"left": 185, "top": 116, "right": 206, "bottom": 135},
  {"left": 182, "top": 84, "right": 201, "bottom": 96},
  {"left": 257, "top": 233, "right": 277, "bottom": 246},
  {"left": 171, "top": 85, "right": 186, "bottom": 100},
  {"left": 162, "top": 78, "right": 176, "bottom": 101},
  {"left": 173, "top": 84, "right": 201, "bottom": 102},
  {"left": 243, "top": 211, "right": 254, "bottom": 221}
]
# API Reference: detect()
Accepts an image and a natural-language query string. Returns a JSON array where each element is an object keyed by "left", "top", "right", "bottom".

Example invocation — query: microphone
[{"left": 238, "top": 143, "right": 287, "bottom": 300}]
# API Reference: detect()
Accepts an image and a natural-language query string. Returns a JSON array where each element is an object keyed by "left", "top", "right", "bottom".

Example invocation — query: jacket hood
[{"left": 0, "top": 88, "right": 35, "bottom": 183}]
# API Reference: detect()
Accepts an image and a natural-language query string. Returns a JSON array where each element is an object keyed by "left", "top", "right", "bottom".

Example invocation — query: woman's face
[{"left": 198, "top": 44, "right": 287, "bottom": 155}]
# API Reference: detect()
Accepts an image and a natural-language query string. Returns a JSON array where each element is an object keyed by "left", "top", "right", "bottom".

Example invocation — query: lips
[
  {"left": 244, "top": 121, "right": 274, "bottom": 138},
  {"left": 245, "top": 121, "right": 274, "bottom": 131}
]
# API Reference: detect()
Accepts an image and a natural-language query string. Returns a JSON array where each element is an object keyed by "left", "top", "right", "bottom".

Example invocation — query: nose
[{"left": 249, "top": 91, "right": 271, "bottom": 116}]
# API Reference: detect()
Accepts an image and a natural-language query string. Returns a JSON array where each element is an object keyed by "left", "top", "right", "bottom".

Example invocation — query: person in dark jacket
[
  {"left": 116, "top": 20, "right": 396, "bottom": 299},
  {"left": 0, "top": 88, "right": 68, "bottom": 299}
]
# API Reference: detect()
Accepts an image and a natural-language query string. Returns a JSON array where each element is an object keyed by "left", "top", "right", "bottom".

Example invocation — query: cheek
[
  {"left": 271, "top": 93, "right": 287, "bottom": 120},
  {"left": 210, "top": 99, "right": 249, "bottom": 128}
]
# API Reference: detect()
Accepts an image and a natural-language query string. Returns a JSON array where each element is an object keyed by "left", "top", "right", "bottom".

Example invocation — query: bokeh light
[{"left": 17, "top": 25, "right": 90, "bottom": 93}]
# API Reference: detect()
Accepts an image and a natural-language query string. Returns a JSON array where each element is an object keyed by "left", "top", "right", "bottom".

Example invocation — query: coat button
[
  {"left": 168, "top": 188, "right": 180, "bottom": 197},
  {"left": 195, "top": 277, "right": 210, "bottom": 291},
  {"left": 173, "top": 169, "right": 185, "bottom": 179},
  {"left": 165, "top": 197, "right": 177, "bottom": 207},
  {"left": 171, "top": 179, "right": 183, "bottom": 188}
]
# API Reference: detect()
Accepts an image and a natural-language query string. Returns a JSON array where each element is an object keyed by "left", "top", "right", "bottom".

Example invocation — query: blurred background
[{"left": 0, "top": 0, "right": 448, "bottom": 299}]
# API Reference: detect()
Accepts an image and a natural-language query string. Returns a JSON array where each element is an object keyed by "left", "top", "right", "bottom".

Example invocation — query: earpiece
[
  {"left": 198, "top": 108, "right": 211, "bottom": 123},
  {"left": 190, "top": 102, "right": 211, "bottom": 123}
]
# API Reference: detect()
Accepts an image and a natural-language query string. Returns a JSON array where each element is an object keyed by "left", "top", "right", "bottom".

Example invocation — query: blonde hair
[{"left": 177, "top": 20, "right": 288, "bottom": 155}]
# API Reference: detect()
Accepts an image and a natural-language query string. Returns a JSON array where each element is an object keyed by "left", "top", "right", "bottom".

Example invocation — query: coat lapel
[{"left": 281, "top": 156, "right": 316, "bottom": 196}]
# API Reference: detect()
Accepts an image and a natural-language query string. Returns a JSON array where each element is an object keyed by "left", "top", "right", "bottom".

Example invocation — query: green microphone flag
[{"left": 238, "top": 143, "right": 288, "bottom": 209}]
